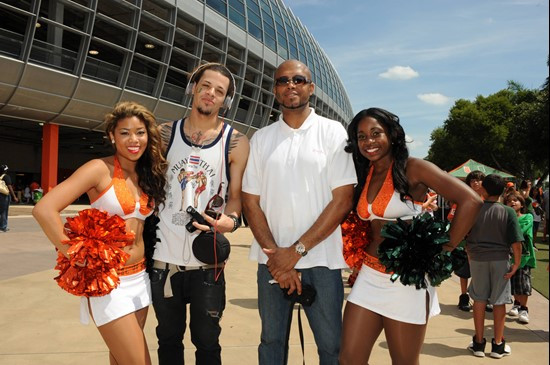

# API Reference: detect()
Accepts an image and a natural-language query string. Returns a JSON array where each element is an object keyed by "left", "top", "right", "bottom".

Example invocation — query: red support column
[{"left": 41, "top": 123, "right": 59, "bottom": 194}]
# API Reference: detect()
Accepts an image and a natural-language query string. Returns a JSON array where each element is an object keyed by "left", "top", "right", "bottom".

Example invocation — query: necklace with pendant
[{"left": 185, "top": 118, "right": 223, "bottom": 171}]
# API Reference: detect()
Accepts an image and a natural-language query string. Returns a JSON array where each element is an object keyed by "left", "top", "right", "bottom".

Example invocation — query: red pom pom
[
  {"left": 341, "top": 211, "right": 371, "bottom": 270},
  {"left": 54, "top": 209, "right": 135, "bottom": 297}
]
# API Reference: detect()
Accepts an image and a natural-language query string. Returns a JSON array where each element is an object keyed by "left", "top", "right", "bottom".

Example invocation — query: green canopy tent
[
  {"left": 448, "top": 159, "right": 515, "bottom": 179},
  {"left": 437, "top": 159, "right": 515, "bottom": 221}
]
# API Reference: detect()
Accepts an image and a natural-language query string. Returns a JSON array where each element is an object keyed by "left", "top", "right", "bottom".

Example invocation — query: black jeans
[{"left": 151, "top": 267, "right": 226, "bottom": 365}]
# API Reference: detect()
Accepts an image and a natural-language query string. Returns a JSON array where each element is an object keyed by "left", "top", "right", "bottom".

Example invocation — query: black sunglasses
[{"left": 275, "top": 75, "right": 312, "bottom": 86}]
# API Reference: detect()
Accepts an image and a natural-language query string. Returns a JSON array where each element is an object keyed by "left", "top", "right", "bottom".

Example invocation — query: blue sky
[{"left": 283, "top": 0, "right": 549, "bottom": 158}]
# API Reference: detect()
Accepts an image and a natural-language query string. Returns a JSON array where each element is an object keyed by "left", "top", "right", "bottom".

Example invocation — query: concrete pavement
[{"left": 0, "top": 204, "right": 548, "bottom": 364}]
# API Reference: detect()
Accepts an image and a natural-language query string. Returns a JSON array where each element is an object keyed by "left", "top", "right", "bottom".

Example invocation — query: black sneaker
[
  {"left": 468, "top": 336, "right": 486, "bottom": 357},
  {"left": 458, "top": 294, "right": 471, "bottom": 311},
  {"left": 490, "top": 338, "right": 511, "bottom": 358},
  {"left": 485, "top": 303, "right": 493, "bottom": 312}
]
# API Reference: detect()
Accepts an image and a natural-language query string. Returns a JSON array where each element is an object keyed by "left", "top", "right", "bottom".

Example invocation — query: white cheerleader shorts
[
  {"left": 347, "top": 264, "right": 440, "bottom": 325},
  {"left": 80, "top": 269, "right": 151, "bottom": 327}
]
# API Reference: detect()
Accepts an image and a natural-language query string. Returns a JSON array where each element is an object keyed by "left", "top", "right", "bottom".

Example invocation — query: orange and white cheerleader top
[
  {"left": 90, "top": 156, "right": 154, "bottom": 220},
  {"left": 357, "top": 164, "right": 422, "bottom": 221}
]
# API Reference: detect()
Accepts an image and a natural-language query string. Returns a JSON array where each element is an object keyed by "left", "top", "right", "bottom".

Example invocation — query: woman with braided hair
[{"left": 339, "top": 107, "right": 482, "bottom": 365}]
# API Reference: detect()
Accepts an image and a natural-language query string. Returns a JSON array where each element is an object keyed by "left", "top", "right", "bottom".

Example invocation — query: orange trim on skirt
[
  {"left": 117, "top": 259, "right": 146, "bottom": 276},
  {"left": 363, "top": 253, "right": 391, "bottom": 274}
]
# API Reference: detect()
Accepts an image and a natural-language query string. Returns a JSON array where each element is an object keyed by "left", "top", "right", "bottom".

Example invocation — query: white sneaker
[
  {"left": 508, "top": 304, "right": 520, "bottom": 316},
  {"left": 518, "top": 309, "right": 529, "bottom": 324},
  {"left": 468, "top": 336, "right": 487, "bottom": 357},
  {"left": 490, "top": 338, "right": 511, "bottom": 359}
]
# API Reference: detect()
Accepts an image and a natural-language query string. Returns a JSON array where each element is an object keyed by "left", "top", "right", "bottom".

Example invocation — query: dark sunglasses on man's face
[{"left": 275, "top": 75, "right": 312, "bottom": 86}]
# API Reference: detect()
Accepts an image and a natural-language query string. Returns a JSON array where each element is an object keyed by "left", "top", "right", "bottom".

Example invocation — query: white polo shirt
[{"left": 243, "top": 108, "right": 357, "bottom": 269}]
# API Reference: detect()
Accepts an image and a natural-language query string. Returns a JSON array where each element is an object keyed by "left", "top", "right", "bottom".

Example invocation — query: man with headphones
[{"left": 151, "top": 63, "right": 249, "bottom": 364}]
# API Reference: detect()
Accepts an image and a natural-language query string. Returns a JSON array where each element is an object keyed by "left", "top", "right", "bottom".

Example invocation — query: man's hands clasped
[{"left": 264, "top": 246, "right": 303, "bottom": 295}]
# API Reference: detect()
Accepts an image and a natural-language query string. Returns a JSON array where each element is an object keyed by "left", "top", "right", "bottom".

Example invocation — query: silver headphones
[{"left": 185, "top": 62, "right": 236, "bottom": 110}]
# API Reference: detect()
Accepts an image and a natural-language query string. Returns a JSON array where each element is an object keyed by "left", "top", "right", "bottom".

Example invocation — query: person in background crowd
[
  {"left": 14, "top": 182, "right": 23, "bottom": 203},
  {"left": 519, "top": 180, "right": 534, "bottom": 216},
  {"left": 0, "top": 164, "right": 19, "bottom": 232},
  {"left": 29, "top": 180, "right": 40, "bottom": 192},
  {"left": 504, "top": 182, "right": 516, "bottom": 197},
  {"left": 503, "top": 191, "right": 536, "bottom": 324},
  {"left": 23, "top": 185, "right": 32, "bottom": 204},
  {"left": 466, "top": 174, "right": 521, "bottom": 359},
  {"left": 456, "top": 170, "right": 486, "bottom": 312},
  {"left": 529, "top": 186, "right": 544, "bottom": 249},
  {"left": 422, "top": 190, "right": 439, "bottom": 216},
  {"left": 543, "top": 188, "right": 549, "bottom": 242}
]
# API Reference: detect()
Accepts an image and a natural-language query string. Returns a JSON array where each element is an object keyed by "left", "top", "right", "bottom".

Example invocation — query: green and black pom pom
[{"left": 378, "top": 213, "right": 467, "bottom": 289}]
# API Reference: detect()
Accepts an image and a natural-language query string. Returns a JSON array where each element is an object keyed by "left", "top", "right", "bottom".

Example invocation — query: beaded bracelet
[{"left": 227, "top": 214, "right": 241, "bottom": 232}]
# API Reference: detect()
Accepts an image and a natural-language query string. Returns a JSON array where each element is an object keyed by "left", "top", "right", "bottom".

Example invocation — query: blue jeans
[
  {"left": 151, "top": 267, "right": 226, "bottom": 365},
  {"left": 0, "top": 194, "right": 9, "bottom": 231},
  {"left": 257, "top": 264, "right": 343, "bottom": 365}
]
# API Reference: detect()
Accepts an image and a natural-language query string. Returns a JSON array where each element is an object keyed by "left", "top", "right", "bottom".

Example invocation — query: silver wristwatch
[{"left": 293, "top": 241, "right": 308, "bottom": 257}]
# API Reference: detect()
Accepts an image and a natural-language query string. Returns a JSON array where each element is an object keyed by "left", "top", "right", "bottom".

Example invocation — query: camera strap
[{"left": 297, "top": 305, "right": 306, "bottom": 365}]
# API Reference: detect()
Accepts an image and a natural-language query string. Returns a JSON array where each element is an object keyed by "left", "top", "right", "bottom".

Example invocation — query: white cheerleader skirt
[
  {"left": 80, "top": 269, "right": 151, "bottom": 327},
  {"left": 347, "top": 264, "right": 441, "bottom": 325}
]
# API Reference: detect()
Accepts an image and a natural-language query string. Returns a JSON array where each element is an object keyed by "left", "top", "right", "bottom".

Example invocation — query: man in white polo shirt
[{"left": 242, "top": 59, "right": 357, "bottom": 365}]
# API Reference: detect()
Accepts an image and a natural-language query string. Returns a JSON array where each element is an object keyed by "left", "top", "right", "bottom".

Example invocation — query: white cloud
[
  {"left": 417, "top": 93, "right": 451, "bottom": 105},
  {"left": 404, "top": 134, "right": 417, "bottom": 144},
  {"left": 405, "top": 135, "right": 428, "bottom": 158},
  {"left": 379, "top": 66, "right": 419, "bottom": 80}
]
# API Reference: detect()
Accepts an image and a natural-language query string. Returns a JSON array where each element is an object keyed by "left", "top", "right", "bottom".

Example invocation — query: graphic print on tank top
[{"left": 163, "top": 119, "right": 230, "bottom": 228}]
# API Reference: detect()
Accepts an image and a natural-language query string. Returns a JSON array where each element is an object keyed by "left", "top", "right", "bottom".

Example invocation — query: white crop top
[
  {"left": 357, "top": 164, "right": 422, "bottom": 221},
  {"left": 90, "top": 156, "right": 154, "bottom": 220}
]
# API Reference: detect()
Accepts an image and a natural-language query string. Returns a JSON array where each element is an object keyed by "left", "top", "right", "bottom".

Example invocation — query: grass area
[{"left": 531, "top": 229, "right": 549, "bottom": 299}]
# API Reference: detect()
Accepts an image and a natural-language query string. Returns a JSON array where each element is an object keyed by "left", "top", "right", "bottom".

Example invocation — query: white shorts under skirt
[
  {"left": 347, "top": 264, "right": 440, "bottom": 325},
  {"left": 80, "top": 269, "right": 151, "bottom": 327}
]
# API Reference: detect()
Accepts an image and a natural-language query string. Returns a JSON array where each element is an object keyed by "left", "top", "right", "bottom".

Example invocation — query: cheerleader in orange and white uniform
[
  {"left": 33, "top": 101, "right": 167, "bottom": 365},
  {"left": 339, "top": 108, "right": 482, "bottom": 365}
]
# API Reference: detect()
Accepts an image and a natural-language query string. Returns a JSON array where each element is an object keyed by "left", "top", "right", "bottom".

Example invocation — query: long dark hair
[
  {"left": 504, "top": 191, "right": 526, "bottom": 214},
  {"left": 104, "top": 101, "right": 167, "bottom": 211},
  {"left": 345, "top": 107, "right": 410, "bottom": 207}
]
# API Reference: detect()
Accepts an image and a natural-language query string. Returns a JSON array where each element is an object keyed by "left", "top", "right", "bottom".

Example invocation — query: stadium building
[{"left": 0, "top": 0, "right": 353, "bottom": 194}]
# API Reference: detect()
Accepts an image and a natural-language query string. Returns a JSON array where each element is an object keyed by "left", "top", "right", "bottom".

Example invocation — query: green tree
[{"left": 427, "top": 79, "right": 549, "bottom": 181}]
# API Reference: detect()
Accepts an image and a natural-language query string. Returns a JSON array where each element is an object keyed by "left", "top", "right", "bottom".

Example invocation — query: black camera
[
  {"left": 282, "top": 284, "right": 316, "bottom": 307},
  {"left": 185, "top": 206, "right": 210, "bottom": 233}
]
